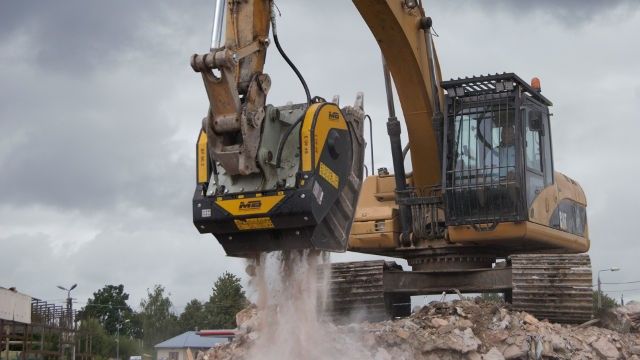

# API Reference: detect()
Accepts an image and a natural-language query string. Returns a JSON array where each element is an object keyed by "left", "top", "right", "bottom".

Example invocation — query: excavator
[{"left": 191, "top": 0, "right": 593, "bottom": 323}]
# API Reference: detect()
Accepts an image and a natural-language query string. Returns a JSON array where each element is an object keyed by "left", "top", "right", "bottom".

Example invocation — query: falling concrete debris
[{"left": 200, "top": 299, "right": 640, "bottom": 360}]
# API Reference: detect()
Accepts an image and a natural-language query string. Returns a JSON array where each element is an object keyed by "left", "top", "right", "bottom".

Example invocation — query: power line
[
  {"left": 603, "top": 288, "right": 640, "bottom": 294},
  {"left": 601, "top": 280, "right": 640, "bottom": 285},
  {"left": 591, "top": 280, "right": 640, "bottom": 287},
  {"left": 75, "top": 302, "right": 133, "bottom": 309},
  {"left": 76, "top": 301, "right": 241, "bottom": 311}
]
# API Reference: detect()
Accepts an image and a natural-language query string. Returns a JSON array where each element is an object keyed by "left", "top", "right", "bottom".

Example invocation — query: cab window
[{"left": 526, "top": 111, "right": 543, "bottom": 172}]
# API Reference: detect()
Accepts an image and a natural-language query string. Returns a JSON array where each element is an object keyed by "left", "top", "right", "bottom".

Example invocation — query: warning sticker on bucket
[
  {"left": 319, "top": 162, "right": 339, "bottom": 189},
  {"left": 234, "top": 217, "right": 275, "bottom": 231}
]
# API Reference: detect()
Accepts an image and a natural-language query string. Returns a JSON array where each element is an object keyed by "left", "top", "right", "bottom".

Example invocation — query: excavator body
[
  {"left": 191, "top": 0, "right": 594, "bottom": 323},
  {"left": 350, "top": 73, "right": 589, "bottom": 257}
]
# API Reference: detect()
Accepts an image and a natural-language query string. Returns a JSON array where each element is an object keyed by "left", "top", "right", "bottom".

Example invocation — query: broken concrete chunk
[
  {"left": 465, "top": 351, "right": 482, "bottom": 360},
  {"left": 487, "top": 330, "right": 510, "bottom": 344},
  {"left": 437, "top": 324, "right": 455, "bottom": 335},
  {"left": 431, "top": 317, "right": 449, "bottom": 328},
  {"left": 523, "top": 313, "right": 539, "bottom": 325},
  {"left": 456, "top": 306, "right": 468, "bottom": 317},
  {"left": 396, "top": 328, "right": 410, "bottom": 339},
  {"left": 235, "top": 305, "right": 257, "bottom": 330},
  {"left": 422, "top": 328, "right": 481, "bottom": 354},
  {"left": 457, "top": 318, "right": 474, "bottom": 329},
  {"left": 502, "top": 344, "right": 526, "bottom": 360},
  {"left": 591, "top": 337, "right": 620, "bottom": 359},
  {"left": 483, "top": 347, "right": 505, "bottom": 360}
]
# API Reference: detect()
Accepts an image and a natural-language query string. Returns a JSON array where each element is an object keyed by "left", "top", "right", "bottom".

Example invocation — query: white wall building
[{"left": 0, "top": 287, "right": 31, "bottom": 324}]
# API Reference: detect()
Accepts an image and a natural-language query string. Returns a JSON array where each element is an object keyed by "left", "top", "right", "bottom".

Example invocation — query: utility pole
[
  {"left": 116, "top": 309, "right": 121, "bottom": 360},
  {"left": 116, "top": 310, "right": 130, "bottom": 360},
  {"left": 57, "top": 284, "right": 77, "bottom": 360},
  {"left": 597, "top": 267, "right": 620, "bottom": 310}
]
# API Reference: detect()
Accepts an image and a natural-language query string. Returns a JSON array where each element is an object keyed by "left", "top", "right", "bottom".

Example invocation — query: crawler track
[
  {"left": 510, "top": 254, "right": 593, "bottom": 324},
  {"left": 326, "top": 261, "right": 410, "bottom": 322}
]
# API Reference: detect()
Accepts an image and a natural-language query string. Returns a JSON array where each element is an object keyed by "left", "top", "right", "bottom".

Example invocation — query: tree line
[{"left": 76, "top": 272, "right": 248, "bottom": 359}]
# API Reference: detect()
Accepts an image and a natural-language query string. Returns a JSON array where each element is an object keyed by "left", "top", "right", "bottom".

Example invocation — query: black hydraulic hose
[
  {"left": 364, "top": 115, "right": 375, "bottom": 174},
  {"left": 403, "top": 143, "right": 410, "bottom": 159},
  {"left": 270, "top": 5, "right": 312, "bottom": 168},
  {"left": 273, "top": 32, "right": 311, "bottom": 105},
  {"left": 275, "top": 112, "right": 305, "bottom": 168}
]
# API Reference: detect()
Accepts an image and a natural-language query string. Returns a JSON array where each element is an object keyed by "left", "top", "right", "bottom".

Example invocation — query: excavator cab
[
  {"left": 441, "top": 73, "right": 588, "bottom": 254},
  {"left": 442, "top": 74, "right": 554, "bottom": 227}
]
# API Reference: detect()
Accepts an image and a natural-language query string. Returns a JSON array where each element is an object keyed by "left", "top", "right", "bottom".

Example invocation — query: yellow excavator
[{"left": 191, "top": 0, "right": 592, "bottom": 323}]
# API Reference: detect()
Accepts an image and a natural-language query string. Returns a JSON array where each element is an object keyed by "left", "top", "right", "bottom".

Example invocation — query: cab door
[{"left": 524, "top": 108, "right": 555, "bottom": 221}]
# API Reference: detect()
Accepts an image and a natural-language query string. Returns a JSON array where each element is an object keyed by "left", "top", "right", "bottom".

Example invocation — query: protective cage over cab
[{"left": 441, "top": 73, "right": 555, "bottom": 227}]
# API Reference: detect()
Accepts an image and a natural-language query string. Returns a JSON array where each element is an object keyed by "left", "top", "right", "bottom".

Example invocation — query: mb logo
[{"left": 239, "top": 200, "right": 262, "bottom": 210}]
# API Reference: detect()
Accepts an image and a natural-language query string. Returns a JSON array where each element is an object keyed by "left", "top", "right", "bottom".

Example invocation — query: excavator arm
[
  {"left": 191, "top": 0, "right": 445, "bottom": 256},
  {"left": 191, "top": 0, "right": 272, "bottom": 176},
  {"left": 354, "top": 0, "right": 445, "bottom": 193}
]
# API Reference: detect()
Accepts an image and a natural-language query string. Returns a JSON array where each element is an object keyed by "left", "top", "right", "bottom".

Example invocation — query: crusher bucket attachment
[{"left": 193, "top": 96, "right": 366, "bottom": 257}]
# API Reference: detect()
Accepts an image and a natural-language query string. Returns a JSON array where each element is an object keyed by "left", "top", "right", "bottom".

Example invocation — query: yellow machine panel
[
  {"left": 196, "top": 130, "right": 209, "bottom": 185},
  {"left": 301, "top": 103, "right": 349, "bottom": 172},
  {"left": 215, "top": 194, "right": 285, "bottom": 216}
]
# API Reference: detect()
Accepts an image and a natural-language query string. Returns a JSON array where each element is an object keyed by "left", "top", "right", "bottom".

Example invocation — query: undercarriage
[{"left": 327, "top": 253, "right": 593, "bottom": 324}]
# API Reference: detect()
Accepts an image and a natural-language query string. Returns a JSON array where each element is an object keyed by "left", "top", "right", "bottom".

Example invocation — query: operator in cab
[{"left": 486, "top": 123, "right": 516, "bottom": 180}]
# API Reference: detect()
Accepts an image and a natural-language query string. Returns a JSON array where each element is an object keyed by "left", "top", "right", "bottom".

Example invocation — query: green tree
[
  {"left": 115, "top": 335, "right": 143, "bottom": 360},
  {"left": 77, "top": 318, "right": 142, "bottom": 360},
  {"left": 77, "top": 284, "right": 141, "bottom": 338},
  {"left": 179, "top": 299, "right": 207, "bottom": 332},
  {"left": 593, "top": 290, "right": 619, "bottom": 315},
  {"left": 204, "top": 272, "right": 248, "bottom": 329},
  {"left": 77, "top": 318, "right": 112, "bottom": 360},
  {"left": 139, "top": 285, "right": 179, "bottom": 350}
]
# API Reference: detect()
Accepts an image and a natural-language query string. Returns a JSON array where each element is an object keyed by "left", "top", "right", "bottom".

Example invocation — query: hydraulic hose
[
  {"left": 364, "top": 115, "right": 375, "bottom": 173},
  {"left": 271, "top": 4, "right": 311, "bottom": 105},
  {"left": 271, "top": 2, "right": 312, "bottom": 168},
  {"left": 275, "top": 112, "right": 305, "bottom": 168}
]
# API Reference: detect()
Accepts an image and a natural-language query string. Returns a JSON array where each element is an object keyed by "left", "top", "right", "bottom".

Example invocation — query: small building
[
  {"left": 154, "top": 331, "right": 232, "bottom": 360},
  {"left": 0, "top": 287, "right": 31, "bottom": 324}
]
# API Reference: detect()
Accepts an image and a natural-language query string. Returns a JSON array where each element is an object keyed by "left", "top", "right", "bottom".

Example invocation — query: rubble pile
[{"left": 201, "top": 299, "right": 640, "bottom": 360}]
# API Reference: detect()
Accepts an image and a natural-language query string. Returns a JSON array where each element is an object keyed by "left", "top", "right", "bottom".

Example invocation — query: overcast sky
[{"left": 2, "top": 0, "right": 640, "bottom": 313}]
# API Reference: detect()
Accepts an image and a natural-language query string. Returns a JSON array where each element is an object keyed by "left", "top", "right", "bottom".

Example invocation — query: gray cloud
[
  {"left": 434, "top": 0, "right": 639, "bottom": 26},
  {"left": 0, "top": 1, "right": 213, "bottom": 213},
  {"left": 0, "top": 1, "right": 209, "bottom": 74}
]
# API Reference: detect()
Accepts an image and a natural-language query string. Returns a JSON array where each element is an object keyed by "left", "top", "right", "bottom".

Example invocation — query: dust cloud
[{"left": 244, "top": 250, "right": 371, "bottom": 360}]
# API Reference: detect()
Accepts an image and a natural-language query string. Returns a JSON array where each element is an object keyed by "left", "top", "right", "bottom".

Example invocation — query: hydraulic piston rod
[
  {"left": 210, "top": 0, "right": 226, "bottom": 49},
  {"left": 382, "top": 55, "right": 413, "bottom": 246}
]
